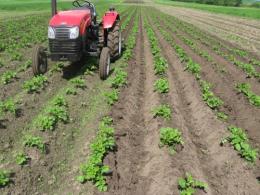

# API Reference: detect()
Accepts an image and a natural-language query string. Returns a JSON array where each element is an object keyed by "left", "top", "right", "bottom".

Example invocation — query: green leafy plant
[
  {"left": 105, "top": 90, "right": 119, "bottom": 105},
  {"left": 152, "top": 104, "right": 171, "bottom": 120},
  {"left": 111, "top": 69, "right": 127, "bottom": 88},
  {"left": 1, "top": 71, "right": 17, "bottom": 84},
  {"left": 23, "top": 75, "right": 48, "bottom": 93},
  {"left": 0, "top": 170, "right": 10, "bottom": 187},
  {"left": 18, "top": 60, "right": 32, "bottom": 72},
  {"left": 223, "top": 126, "right": 258, "bottom": 162},
  {"left": 50, "top": 62, "right": 64, "bottom": 73},
  {"left": 159, "top": 127, "right": 183, "bottom": 153},
  {"left": 15, "top": 152, "right": 29, "bottom": 165},
  {"left": 66, "top": 87, "right": 77, "bottom": 95},
  {"left": 178, "top": 173, "right": 207, "bottom": 195},
  {"left": 185, "top": 59, "right": 201, "bottom": 78},
  {"left": 236, "top": 83, "right": 260, "bottom": 107},
  {"left": 70, "top": 78, "right": 85, "bottom": 89},
  {"left": 0, "top": 98, "right": 17, "bottom": 116},
  {"left": 200, "top": 80, "right": 223, "bottom": 109},
  {"left": 217, "top": 112, "right": 228, "bottom": 121},
  {"left": 78, "top": 116, "right": 115, "bottom": 191},
  {"left": 23, "top": 135, "right": 45, "bottom": 153},
  {"left": 154, "top": 78, "right": 169, "bottom": 93},
  {"left": 154, "top": 56, "right": 168, "bottom": 75}
]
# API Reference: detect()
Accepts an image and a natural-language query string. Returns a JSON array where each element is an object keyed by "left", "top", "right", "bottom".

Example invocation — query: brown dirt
[{"left": 155, "top": 5, "right": 260, "bottom": 55}]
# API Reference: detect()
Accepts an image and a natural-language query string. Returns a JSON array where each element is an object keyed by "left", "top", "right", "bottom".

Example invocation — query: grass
[{"left": 155, "top": 0, "right": 260, "bottom": 20}]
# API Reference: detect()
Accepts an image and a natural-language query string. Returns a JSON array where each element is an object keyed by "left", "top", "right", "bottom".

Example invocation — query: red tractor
[{"left": 32, "top": 0, "right": 122, "bottom": 80}]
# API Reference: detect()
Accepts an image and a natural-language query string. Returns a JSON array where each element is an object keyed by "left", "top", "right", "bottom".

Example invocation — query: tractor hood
[{"left": 49, "top": 10, "right": 91, "bottom": 26}]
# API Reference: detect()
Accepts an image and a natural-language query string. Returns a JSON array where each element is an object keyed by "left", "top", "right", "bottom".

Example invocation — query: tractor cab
[{"left": 32, "top": 0, "right": 122, "bottom": 80}]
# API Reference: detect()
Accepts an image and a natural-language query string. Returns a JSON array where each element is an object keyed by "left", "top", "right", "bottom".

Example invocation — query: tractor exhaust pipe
[{"left": 51, "top": 0, "right": 57, "bottom": 16}]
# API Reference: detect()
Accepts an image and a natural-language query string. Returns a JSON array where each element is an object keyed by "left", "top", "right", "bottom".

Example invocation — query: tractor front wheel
[
  {"left": 32, "top": 45, "right": 48, "bottom": 76},
  {"left": 99, "top": 47, "right": 110, "bottom": 80}
]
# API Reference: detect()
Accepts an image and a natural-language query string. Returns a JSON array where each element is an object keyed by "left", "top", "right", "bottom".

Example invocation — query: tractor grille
[
  {"left": 55, "top": 27, "right": 70, "bottom": 39},
  {"left": 49, "top": 39, "right": 81, "bottom": 53}
]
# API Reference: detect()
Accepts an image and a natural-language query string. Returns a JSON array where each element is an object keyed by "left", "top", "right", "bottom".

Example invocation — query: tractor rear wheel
[
  {"left": 99, "top": 47, "right": 110, "bottom": 80},
  {"left": 107, "top": 21, "right": 122, "bottom": 60},
  {"left": 32, "top": 45, "right": 48, "bottom": 76}
]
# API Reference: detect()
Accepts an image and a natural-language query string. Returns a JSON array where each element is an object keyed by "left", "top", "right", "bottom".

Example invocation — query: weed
[
  {"left": 154, "top": 78, "right": 169, "bottom": 93},
  {"left": 159, "top": 127, "right": 183, "bottom": 154},
  {"left": 23, "top": 75, "right": 48, "bottom": 93},
  {"left": 0, "top": 170, "right": 10, "bottom": 187},
  {"left": 178, "top": 173, "right": 207, "bottom": 195},
  {"left": 23, "top": 135, "right": 45, "bottom": 153},
  {"left": 152, "top": 104, "right": 171, "bottom": 120},
  {"left": 105, "top": 90, "right": 119, "bottom": 105},
  {"left": 1, "top": 71, "right": 17, "bottom": 84}
]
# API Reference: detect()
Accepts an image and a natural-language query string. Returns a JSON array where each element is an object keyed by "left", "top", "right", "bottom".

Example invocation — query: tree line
[{"left": 171, "top": 0, "right": 243, "bottom": 6}]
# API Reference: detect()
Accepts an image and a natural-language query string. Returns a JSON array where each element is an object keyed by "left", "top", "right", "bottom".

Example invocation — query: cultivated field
[{"left": 0, "top": 0, "right": 260, "bottom": 195}]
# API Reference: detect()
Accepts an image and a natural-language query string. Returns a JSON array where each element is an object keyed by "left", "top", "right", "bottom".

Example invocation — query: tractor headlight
[
  {"left": 69, "top": 26, "right": 79, "bottom": 39},
  {"left": 48, "top": 26, "right": 55, "bottom": 39}
]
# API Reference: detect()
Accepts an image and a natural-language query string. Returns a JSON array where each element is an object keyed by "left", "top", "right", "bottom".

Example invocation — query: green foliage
[
  {"left": 0, "top": 60, "right": 4, "bottom": 68},
  {"left": 11, "top": 52, "right": 22, "bottom": 61},
  {"left": 23, "top": 135, "right": 45, "bottom": 153},
  {"left": 65, "top": 87, "right": 77, "bottom": 95},
  {"left": 224, "top": 126, "right": 258, "bottom": 162},
  {"left": 154, "top": 78, "right": 169, "bottom": 93},
  {"left": 200, "top": 80, "right": 223, "bottom": 109},
  {"left": 0, "top": 170, "right": 10, "bottom": 187},
  {"left": 159, "top": 127, "right": 183, "bottom": 153},
  {"left": 18, "top": 60, "right": 32, "bottom": 72},
  {"left": 1, "top": 71, "right": 17, "bottom": 84},
  {"left": 78, "top": 117, "right": 115, "bottom": 191},
  {"left": 178, "top": 172, "right": 207, "bottom": 195},
  {"left": 23, "top": 75, "right": 48, "bottom": 93},
  {"left": 70, "top": 78, "right": 85, "bottom": 89},
  {"left": 111, "top": 69, "right": 127, "bottom": 88},
  {"left": 185, "top": 59, "right": 201, "bottom": 78},
  {"left": 15, "top": 152, "right": 29, "bottom": 165},
  {"left": 50, "top": 62, "right": 64, "bottom": 73},
  {"left": 105, "top": 90, "right": 119, "bottom": 106},
  {"left": 217, "top": 112, "right": 228, "bottom": 121},
  {"left": 236, "top": 83, "right": 260, "bottom": 107},
  {"left": 0, "top": 98, "right": 17, "bottom": 116},
  {"left": 154, "top": 56, "right": 168, "bottom": 75},
  {"left": 36, "top": 96, "right": 69, "bottom": 131},
  {"left": 152, "top": 104, "right": 172, "bottom": 120}
]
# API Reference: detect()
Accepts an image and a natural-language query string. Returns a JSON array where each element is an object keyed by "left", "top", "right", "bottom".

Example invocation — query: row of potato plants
[
  {"left": 162, "top": 13, "right": 260, "bottom": 79},
  {"left": 144, "top": 15, "right": 208, "bottom": 195},
  {"left": 159, "top": 12, "right": 260, "bottom": 70},
  {"left": 153, "top": 13, "right": 260, "bottom": 109},
  {"left": 76, "top": 11, "right": 139, "bottom": 192},
  {"left": 150, "top": 13, "right": 258, "bottom": 163}
]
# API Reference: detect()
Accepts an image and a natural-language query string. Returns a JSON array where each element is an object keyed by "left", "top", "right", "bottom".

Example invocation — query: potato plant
[
  {"left": 178, "top": 173, "right": 207, "bottom": 195},
  {"left": 23, "top": 75, "right": 48, "bottom": 93},
  {"left": 154, "top": 78, "right": 169, "bottom": 93},
  {"left": 0, "top": 170, "right": 10, "bottom": 187},
  {"left": 152, "top": 104, "right": 172, "bottom": 120},
  {"left": 236, "top": 83, "right": 260, "bottom": 107},
  {"left": 1, "top": 71, "right": 17, "bottom": 84},
  {"left": 159, "top": 127, "right": 183, "bottom": 154},
  {"left": 23, "top": 135, "right": 45, "bottom": 153}
]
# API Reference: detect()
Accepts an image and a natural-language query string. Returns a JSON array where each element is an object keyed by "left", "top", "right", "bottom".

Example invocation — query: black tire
[
  {"left": 99, "top": 47, "right": 110, "bottom": 80},
  {"left": 32, "top": 45, "right": 48, "bottom": 76},
  {"left": 107, "top": 21, "right": 122, "bottom": 60}
]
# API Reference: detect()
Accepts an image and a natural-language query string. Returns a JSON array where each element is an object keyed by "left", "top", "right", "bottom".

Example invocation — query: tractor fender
[{"left": 102, "top": 11, "right": 120, "bottom": 29}]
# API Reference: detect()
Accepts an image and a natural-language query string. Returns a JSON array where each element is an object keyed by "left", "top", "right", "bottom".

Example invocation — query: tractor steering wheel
[{"left": 72, "top": 0, "right": 92, "bottom": 8}]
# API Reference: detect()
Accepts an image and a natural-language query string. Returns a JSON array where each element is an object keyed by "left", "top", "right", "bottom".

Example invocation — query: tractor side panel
[
  {"left": 81, "top": 17, "right": 91, "bottom": 35},
  {"left": 102, "top": 12, "right": 119, "bottom": 29}
]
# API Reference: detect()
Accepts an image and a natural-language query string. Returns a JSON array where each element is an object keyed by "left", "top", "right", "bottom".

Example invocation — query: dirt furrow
[{"left": 148, "top": 14, "right": 260, "bottom": 194}]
